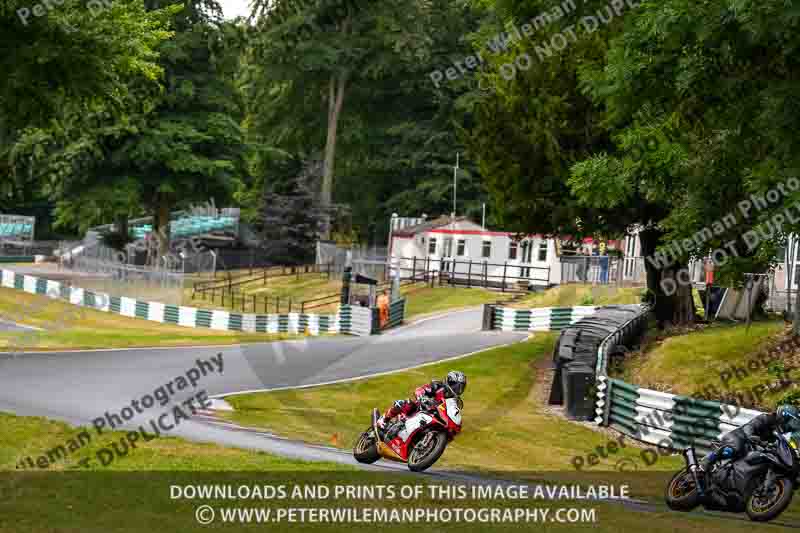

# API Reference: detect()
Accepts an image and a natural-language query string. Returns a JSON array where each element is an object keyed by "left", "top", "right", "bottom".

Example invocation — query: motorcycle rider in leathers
[
  {"left": 377, "top": 371, "right": 467, "bottom": 441},
  {"left": 699, "top": 404, "right": 800, "bottom": 489}
]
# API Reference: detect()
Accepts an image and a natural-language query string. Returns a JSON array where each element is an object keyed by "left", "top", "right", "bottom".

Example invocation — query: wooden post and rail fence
[{"left": 188, "top": 256, "right": 551, "bottom": 315}]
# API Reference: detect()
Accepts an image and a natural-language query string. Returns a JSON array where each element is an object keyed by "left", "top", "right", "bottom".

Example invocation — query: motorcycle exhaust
[
  {"left": 683, "top": 447, "right": 704, "bottom": 495},
  {"left": 683, "top": 447, "right": 699, "bottom": 469}
]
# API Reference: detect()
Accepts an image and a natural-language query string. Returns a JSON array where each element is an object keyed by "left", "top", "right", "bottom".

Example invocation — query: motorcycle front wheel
[
  {"left": 746, "top": 475, "right": 794, "bottom": 522},
  {"left": 353, "top": 429, "right": 380, "bottom": 464},
  {"left": 407, "top": 430, "right": 447, "bottom": 472},
  {"left": 665, "top": 468, "right": 701, "bottom": 511}
]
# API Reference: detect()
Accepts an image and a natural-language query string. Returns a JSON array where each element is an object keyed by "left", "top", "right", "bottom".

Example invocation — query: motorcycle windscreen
[
  {"left": 445, "top": 398, "right": 462, "bottom": 425},
  {"left": 777, "top": 437, "right": 799, "bottom": 474}
]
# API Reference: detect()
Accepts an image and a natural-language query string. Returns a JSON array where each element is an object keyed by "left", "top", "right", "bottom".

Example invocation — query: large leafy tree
[
  {"left": 463, "top": 0, "right": 795, "bottom": 325},
  {"left": 460, "top": 0, "right": 623, "bottom": 239},
  {"left": 114, "top": 0, "right": 247, "bottom": 256},
  {"left": 0, "top": 0, "right": 173, "bottom": 233},
  {"left": 460, "top": 0, "right": 668, "bottom": 312},
  {"left": 569, "top": 0, "right": 800, "bottom": 326},
  {"left": 24, "top": 0, "right": 247, "bottom": 254},
  {"left": 245, "top": 0, "right": 438, "bottom": 236},
  {"left": 242, "top": 0, "right": 487, "bottom": 244}
]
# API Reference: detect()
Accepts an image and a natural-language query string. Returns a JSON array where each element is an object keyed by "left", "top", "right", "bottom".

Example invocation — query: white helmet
[{"left": 446, "top": 371, "right": 467, "bottom": 396}]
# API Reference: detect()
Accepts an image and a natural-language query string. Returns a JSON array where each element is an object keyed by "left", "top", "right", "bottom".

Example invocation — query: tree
[
  {"left": 256, "top": 157, "right": 328, "bottom": 264},
  {"left": 0, "top": 0, "right": 173, "bottom": 234},
  {"left": 246, "top": 0, "right": 437, "bottom": 236},
  {"left": 118, "top": 0, "right": 246, "bottom": 257},
  {"left": 570, "top": 0, "right": 800, "bottom": 326},
  {"left": 459, "top": 1, "right": 696, "bottom": 315},
  {"left": 52, "top": 178, "right": 143, "bottom": 236},
  {"left": 242, "top": 0, "right": 487, "bottom": 245},
  {"left": 460, "top": 0, "right": 800, "bottom": 325},
  {"left": 460, "top": 0, "right": 622, "bottom": 235}
]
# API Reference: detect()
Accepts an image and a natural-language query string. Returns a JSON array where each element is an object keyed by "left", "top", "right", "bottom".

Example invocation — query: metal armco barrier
[
  {"left": 582, "top": 303, "right": 765, "bottom": 455},
  {"left": 0, "top": 256, "right": 35, "bottom": 263},
  {"left": 491, "top": 305, "right": 601, "bottom": 332},
  {"left": 370, "top": 298, "right": 408, "bottom": 334},
  {"left": 344, "top": 305, "right": 373, "bottom": 337},
  {"left": 0, "top": 268, "right": 382, "bottom": 336},
  {"left": 598, "top": 377, "right": 763, "bottom": 454},
  {"left": 387, "top": 298, "right": 406, "bottom": 329}
]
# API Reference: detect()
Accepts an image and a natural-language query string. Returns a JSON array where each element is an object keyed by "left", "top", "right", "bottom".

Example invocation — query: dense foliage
[{"left": 5, "top": 0, "right": 800, "bottom": 325}]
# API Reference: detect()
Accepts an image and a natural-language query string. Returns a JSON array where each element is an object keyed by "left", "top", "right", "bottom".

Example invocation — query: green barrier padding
[
  {"left": 164, "top": 305, "right": 179, "bottom": 324},
  {"left": 228, "top": 313, "right": 243, "bottom": 331},
  {"left": 195, "top": 309, "right": 212, "bottom": 328}
]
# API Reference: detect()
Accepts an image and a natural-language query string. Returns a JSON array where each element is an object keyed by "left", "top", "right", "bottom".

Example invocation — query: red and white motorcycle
[{"left": 353, "top": 394, "right": 463, "bottom": 472}]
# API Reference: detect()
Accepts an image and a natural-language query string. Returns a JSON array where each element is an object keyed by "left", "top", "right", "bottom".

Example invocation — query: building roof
[
  {"left": 392, "top": 215, "right": 473, "bottom": 237},
  {"left": 391, "top": 215, "right": 622, "bottom": 247}
]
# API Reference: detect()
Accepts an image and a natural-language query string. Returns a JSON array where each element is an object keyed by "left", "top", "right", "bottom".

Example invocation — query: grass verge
[
  {"left": 2, "top": 413, "right": 795, "bottom": 532},
  {"left": 510, "top": 285, "right": 645, "bottom": 309},
  {"left": 0, "top": 412, "right": 351, "bottom": 472},
  {"left": 619, "top": 320, "right": 797, "bottom": 410}
]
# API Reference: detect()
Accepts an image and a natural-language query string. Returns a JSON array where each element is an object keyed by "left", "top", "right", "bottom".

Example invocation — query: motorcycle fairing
[
  {"left": 707, "top": 461, "right": 746, "bottom": 511},
  {"left": 776, "top": 437, "right": 799, "bottom": 476},
  {"left": 397, "top": 412, "right": 433, "bottom": 443},
  {"left": 703, "top": 452, "right": 773, "bottom": 512}
]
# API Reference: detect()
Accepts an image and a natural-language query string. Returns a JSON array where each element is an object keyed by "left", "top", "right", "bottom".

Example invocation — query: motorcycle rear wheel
[
  {"left": 665, "top": 468, "right": 701, "bottom": 511},
  {"left": 407, "top": 430, "right": 447, "bottom": 472},
  {"left": 353, "top": 429, "right": 380, "bottom": 464},
  {"left": 745, "top": 476, "right": 794, "bottom": 522}
]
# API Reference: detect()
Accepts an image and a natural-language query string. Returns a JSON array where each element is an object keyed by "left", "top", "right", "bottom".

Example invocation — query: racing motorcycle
[
  {"left": 352, "top": 394, "right": 462, "bottom": 472},
  {"left": 665, "top": 431, "right": 799, "bottom": 521}
]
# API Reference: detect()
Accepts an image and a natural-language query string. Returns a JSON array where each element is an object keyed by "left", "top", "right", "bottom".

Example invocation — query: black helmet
[
  {"left": 776, "top": 405, "right": 800, "bottom": 433},
  {"left": 446, "top": 371, "right": 466, "bottom": 396}
]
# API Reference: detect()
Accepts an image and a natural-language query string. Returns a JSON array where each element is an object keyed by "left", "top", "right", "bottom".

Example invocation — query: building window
[
  {"left": 482, "top": 240, "right": 491, "bottom": 258},
  {"left": 538, "top": 241, "right": 548, "bottom": 262},
  {"left": 428, "top": 238, "right": 437, "bottom": 255},
  {"left": 443, "top": 237, "right": 453, "bottom": 257},
  {"left": 456, "top": 239, "right": 466, "bottom": 256},
  {"left": 508, "top": 241, "right": 518, "bottom": 260},
  {"left": 521, "top": 241, "right": 532, "bottom": 263}
]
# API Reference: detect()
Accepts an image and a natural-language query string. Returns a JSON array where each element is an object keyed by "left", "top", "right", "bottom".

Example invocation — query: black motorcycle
[{"left": 665, "top": 431, "right": 799, "bottom": 522}]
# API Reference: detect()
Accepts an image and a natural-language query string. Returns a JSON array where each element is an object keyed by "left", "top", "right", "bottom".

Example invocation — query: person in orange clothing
[{"left": 377, "top": 289, "right": 390, "bottom": 328}]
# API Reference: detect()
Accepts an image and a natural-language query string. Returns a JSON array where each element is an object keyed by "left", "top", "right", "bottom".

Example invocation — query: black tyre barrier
[
  {"left": 547, "top": 305, "right": 649, "bottom": 420},
  {"left": 489, "top": 302, "right": 763, "bottom": 443}
]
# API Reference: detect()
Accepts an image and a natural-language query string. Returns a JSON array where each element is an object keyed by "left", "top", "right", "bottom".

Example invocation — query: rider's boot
[{"left": 695, "top": 465, "right": 707, "bottom": 496}]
